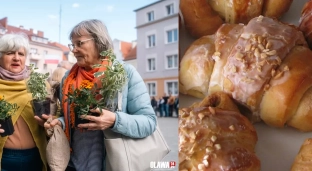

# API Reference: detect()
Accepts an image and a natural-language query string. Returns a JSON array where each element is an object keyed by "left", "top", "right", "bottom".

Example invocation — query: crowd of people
[{"left": 151, "top": 93, "right": 179, "bottom": 117}]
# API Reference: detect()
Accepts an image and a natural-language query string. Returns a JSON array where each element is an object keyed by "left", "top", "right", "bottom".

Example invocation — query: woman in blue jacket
[{"left": 39, "top": 19, "right": 156, "bottom": 171}]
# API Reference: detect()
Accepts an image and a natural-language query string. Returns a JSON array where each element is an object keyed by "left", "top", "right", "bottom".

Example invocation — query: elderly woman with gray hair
[
  {"left": 0, "top": 34, "right": 48, "bottom": 171},
  {"left": 41, "top": 19, "right": 157, "bottom": 171}
]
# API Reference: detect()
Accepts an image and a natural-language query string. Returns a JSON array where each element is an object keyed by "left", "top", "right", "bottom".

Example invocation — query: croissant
[
  {"left": 180, "top": 16, "right": 312, "bottom": 131},
  {"left": 299, "top": 0, "right": 312, "bottom": 49},
  {"left": 179, "top": 93, "right": 260, "bottom": 171},
  {"left": 291, "top": 138, "right": 312, "bottom": 170},
  {"left": 180, "top": 0, "right": 293, "bottom": 38}
]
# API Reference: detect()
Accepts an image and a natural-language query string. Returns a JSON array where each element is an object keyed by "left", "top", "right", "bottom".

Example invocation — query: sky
[{"left": 0, "top": 0, "right": 159, "bottom": 46}]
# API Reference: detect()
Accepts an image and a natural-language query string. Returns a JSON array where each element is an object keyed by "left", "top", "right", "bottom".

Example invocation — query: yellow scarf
[{"left": 0, "top": 79, "right": 47, "bottom": 171}]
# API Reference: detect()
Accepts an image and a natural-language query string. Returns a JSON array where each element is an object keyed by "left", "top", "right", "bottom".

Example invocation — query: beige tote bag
[
  {"left": 104, "top": 92, "right": 171, "bottom": 171},
  {"left": 104, "top": 125, "right": 170, "bottom": 171}
]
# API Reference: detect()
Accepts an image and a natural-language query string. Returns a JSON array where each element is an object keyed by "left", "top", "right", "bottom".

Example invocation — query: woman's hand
[
  {"left": 34, "top": 114, "right": 62, "bottom": 129},
  {"left": 34, "top": 114, "right": 50, "bottom": 127},
  {"left": 0, "top": 125, "right": 5, "bottom": 134},
  {"left": 78, "top": 108, "right": 116, "bottom": 130}
]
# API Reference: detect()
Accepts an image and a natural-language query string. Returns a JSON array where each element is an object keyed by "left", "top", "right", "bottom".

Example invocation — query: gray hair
[
  {"left": 69, "top": 19, "right": 113, "bottom": 54},
  {"left": 0, "top": 33, "right": 30, "bottom": 58}
]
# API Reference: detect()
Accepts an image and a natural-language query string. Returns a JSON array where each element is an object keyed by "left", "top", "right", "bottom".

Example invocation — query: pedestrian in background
[
  {"left": 168, "top": 92, "right": 175, "bottom": 117},
  {"left": 162, "top": 93, "right": 169, "bottom": 117},
  {"left": 174, "top": 95, "right": 179, "bottom": 117},
  {"left": 151, "top": 96, "right": 157, "bottom": 116},
  {"left": 158, "top": 96, "right": 164, "bottom": 117}
]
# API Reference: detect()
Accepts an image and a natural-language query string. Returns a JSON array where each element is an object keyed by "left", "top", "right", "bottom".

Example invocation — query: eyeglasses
[{"left": 68, "top": 38, "right": 94, "bottom": 51}]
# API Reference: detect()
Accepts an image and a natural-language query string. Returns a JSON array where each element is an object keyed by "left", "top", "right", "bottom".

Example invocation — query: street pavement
[{"left": 157, "top": 116, "right": 179, "bottom": 171}]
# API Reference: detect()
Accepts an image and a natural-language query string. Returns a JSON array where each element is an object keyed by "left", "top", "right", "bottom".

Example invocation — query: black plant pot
[
  {"left": 0, "top": 116, "right": 14, "bottom": 137},
  {"left": 74, "top": 108, "right": 99, "bottom": 127},
  {"left": 32, "top": 99, "right": 51, "bottom": 119}
]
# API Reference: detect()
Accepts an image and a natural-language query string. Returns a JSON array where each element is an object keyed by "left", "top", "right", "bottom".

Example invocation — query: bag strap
[{"left": 117, "top": 91, "right": 122, "bottom": 112}]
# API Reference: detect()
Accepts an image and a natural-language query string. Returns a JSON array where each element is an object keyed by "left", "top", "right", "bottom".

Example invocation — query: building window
[
  {"left": 167, "top": 54, "right": 178, "bottom": 69},
  {"left": 147, "top": 58, "right": 156, "bottom": 71},
  {"left": 166, "top": 4, "right": 174, "bottom": 15},
  {"left": 167, "top": 29, "right": 178, "bottom": 43},
  {"left": 147, "top": 11, "right": 154, "bottom": 22},
  {"left": 30, "top": 48, "right": 38, "bottom": 54},
  {"left": 166, "top": 81, "right": 178, "bottom": 95},
  {"left": 43, "top": 50, "right": 48, "bottom": 55},
  {"left": 146, "top": 82, "right": 156, "bottom": 96},
  {"left": 147, "top": 34, "right": 156, "bottom": 48}
]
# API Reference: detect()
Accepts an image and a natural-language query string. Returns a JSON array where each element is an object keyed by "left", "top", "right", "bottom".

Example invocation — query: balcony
[{"left": 29, "top": 53, "right": 41, "bottom": 60}]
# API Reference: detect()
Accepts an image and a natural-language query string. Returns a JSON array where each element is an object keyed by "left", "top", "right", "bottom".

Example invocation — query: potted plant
[
  {"left": 0, "top": 96, "right": 19, "bottom": 137},
  {"left": 94, "top": 49, "right": 128, "bottom": 112},
  {"left": 26, "top": 64, "right": 51, "bottom": 118},
  {"left": 65, "top": 80, "right": 99, "bottom": 127}
]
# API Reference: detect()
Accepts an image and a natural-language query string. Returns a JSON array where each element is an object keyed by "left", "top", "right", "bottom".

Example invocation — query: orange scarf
[{"left": 62, "top": 61, "right": 108, "bottom": 141}]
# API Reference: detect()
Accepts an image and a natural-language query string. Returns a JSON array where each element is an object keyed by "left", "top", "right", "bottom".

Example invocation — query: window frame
[
  {"left": 146, "top": 57, "right": 156, "bottom": 72},
  {"left": 166, "top": 54, "right": 178, "bottom": 69},
  {"left": 164, "top": 80, "right": 178, "bottom": 96},
  {"left": 146, "top": 81, "right": 157, "bottom": 96},
  {"left": 166, "top": 3, "right": 174, "bottom": 15},
  {"left": 147, "top": 11, "right": 155, "bottom": 22}
]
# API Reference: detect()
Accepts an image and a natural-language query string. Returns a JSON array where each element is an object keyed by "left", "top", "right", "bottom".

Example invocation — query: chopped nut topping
[
  {"left": 276, "top": 57, "right": 282, "bottom": 65},
  {"left": 251, "top": 45, "right": 256, "bottom": 51},
  {"left": 258, "top": 44, "right": 265, "bottom": 51},
  {"left": 198, "top": 113, "right": 205, "bottom": 120},
  {"left": 261, "top": 53, "right": 267, "bottom": 59},
  {"left": 257, "top": 66, "right": 262, "bottom": 72},
  {"left": 263, "top": 49, "right": 270, "bottom": 52},
  {"left": 257, "top": 15, "right": 264, "bottom": 22},
  {"left": 213, "top": 51, "right": 221, "bottom": 56},
  {"left": 203, "top": 155, "right": 209, "bottom": 160},
  {"left": 274, "top": 71, "right": 284, "bottom": 79},
  {"left": 203, "top": 160, "right": 209, "bottom": 167},
  {"left": 257, "top": 36, "right": 263, "bottom": 44},
  {"left": 255, "top": 75, "right": 262, "bottom": 80},
  {"left": 245, "top": 44, "right": 252, "bottom": 52},
  {"left": 284, "top": 65, "right": 289, "bottom": 71},
  {"left": 214, "top": 144, "right": 221, "bottom": 150},
  {"left": 266, "top": 50, "right": 277, "bottom": 56},
  {"left": 254, "top": 48, "right": 260, "bottom": 58},
  {"left": 266, "top": 41, "right": 272, "bottom": 49},
  {"left": 190, "top": 132, "right": 196, "bottom": 140},
  {"left": 195, "top": 130, "right": 200, "bottom": 135},
  {"left": 211, "top": 135, "right": 217, "bottom": 142},
  {"left": 190, "top": 111, "right": 194, "bottom": 116},
  {"left": 230, "top": 65, "right": 237, "bottom": 73},
  {"left": 229, "top": 125, "right": 235, "bottom": 130},
  {"left": 258, "top": 60, "right": 266, "bottom": 66},
  {"left": 235, "top": 52, "right": 244, "bottom": 61},
  {"left": 271, "top": 69, "right": 276, "bottom": 77},
  {"left": 206, "top": 147, "right": 213, "bottom": 153}
]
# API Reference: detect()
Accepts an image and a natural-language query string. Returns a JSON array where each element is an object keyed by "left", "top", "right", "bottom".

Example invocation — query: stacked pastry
[
  {"left": 180, "top": 0, "right": 293, "bottom": 38},
  {"left": 180, "top": 16, "right": 312, "bottom": 132},
  {"left": 179, "top": 92, "right": 260, "bottom": 171}
]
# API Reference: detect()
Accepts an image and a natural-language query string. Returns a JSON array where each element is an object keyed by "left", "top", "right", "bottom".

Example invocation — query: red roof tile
[
  {"left": 50, "top": 42, "right": 70, "bottom": 52},
  {"left": 124, "top": 46, "right": 137, "bottom": 61},
  {"left": 120, "top": 41, "right": 132, "bottom": 58}
]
